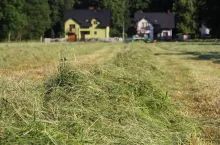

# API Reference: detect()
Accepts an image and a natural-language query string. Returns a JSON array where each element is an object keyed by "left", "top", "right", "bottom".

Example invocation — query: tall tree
[
  {"left": 173, "top": 0, "right": 198, "bottom": 34},
  {"left": 103, "top": 0, "right": 128, "bottom": 36},
  {"left": 0, "top": 0, "right": 27, "bottom": 41},
  {"left": 23, "top": 0, "right": 51, "bottom": 39},
  {"left": 129, "top": 0, "right": 150, "bottom": 11}
]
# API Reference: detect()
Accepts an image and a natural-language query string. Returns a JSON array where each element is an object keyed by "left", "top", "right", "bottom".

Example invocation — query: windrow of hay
[{"left": 1, "top": 42, "right": 196, "bottom": 144}]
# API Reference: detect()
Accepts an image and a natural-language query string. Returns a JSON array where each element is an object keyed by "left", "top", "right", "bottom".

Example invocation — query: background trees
[
  {"left": 200, "top": 0, "right": 220, "bottom": 37},
  {"left": 173, "top": 0, "right": 198, "bottom": 34},
  {"left": 0, "top": 0, "right": 27, "bottom": 41},
  {"left": 23, "top": 0, "right": 51, "bottom": 40},
  {"left": 0, "top": 0, "right": 218, "bottom": 41}
]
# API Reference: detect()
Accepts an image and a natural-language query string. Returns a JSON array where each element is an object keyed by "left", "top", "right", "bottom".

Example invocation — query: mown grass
[
  {"left": 0, "top": 42, "right": 113, "bottom": 69},
  {"left": 0, "top": 42, "right": 197, "bottom": 144},
  {"left": 0, "top": 42, "right": 123, "bottom": 81},
  {"left": 157, "top": 42, "right": 220, "bottom": 64},
  {"left": 156, "top": 42, "right": 220, "bottom": 144}
]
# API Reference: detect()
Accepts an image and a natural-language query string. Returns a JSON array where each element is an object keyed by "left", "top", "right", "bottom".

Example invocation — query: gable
[
  {"left": 137, "top": 19, "right": 153, "bottom": 29},
  {"left": 134, "top": 11, "right": 175, "bottom": 29}
]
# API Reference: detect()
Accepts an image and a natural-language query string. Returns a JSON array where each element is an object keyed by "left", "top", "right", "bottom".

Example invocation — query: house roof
[
  {"left": 134, "top": 11, "right": 175, "bottom": 29},
  {"left": 64, "top": 9, "right": 111, "bottom": 27}
]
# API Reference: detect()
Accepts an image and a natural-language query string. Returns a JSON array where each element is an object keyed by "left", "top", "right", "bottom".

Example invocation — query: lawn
[{"left": 0, "top": 42, "right": 219, "bottom": 144}]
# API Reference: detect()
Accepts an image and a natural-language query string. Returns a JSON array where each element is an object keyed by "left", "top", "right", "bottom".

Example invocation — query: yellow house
[{"left": 64, "top": 9, "right": 110, "bottom": 41}]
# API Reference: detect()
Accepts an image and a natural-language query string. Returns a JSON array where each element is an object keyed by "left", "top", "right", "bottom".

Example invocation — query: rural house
[
  {"left": 64, "top": 7, "right": 110, "bottom": 41},
  {"left": 201, "top": 24, "right": 210, "bottom": 38},
  {"left": 134, "top": 10, "right": 175, "bottom": 40}
]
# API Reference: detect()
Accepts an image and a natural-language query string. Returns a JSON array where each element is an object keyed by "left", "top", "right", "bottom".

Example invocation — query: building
[
  {"left": 64, "top": 8, "right": 110, "bottom": 41},
  {"left": 201, "top": 24, "right": 210, "bottom": 38},
  {"left": 134, "top": 10, "right": 175, "bottom": 40}
]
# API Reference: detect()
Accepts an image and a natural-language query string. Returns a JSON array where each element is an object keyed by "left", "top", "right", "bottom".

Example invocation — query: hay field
[{"left": 0, "top": 42, "right": 219, "bottom": 144}]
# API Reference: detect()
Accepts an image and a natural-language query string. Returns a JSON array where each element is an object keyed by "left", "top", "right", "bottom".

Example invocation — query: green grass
[{"left": 0, "top": 42, "right": 198, "bottom": 144}]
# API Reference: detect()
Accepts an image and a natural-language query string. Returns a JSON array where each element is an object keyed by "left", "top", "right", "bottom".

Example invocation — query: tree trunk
[
  {"left": 20, "top": 31, "right": 23, "bottom": 41},
  {"left": 8, "top": 32, "right": 11, "bottom": 42},
  {"left": 16, "top": 30, "right": 23, "bottom": 41}
]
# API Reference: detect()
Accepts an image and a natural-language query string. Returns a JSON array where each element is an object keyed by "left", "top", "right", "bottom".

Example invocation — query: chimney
[
  {"left": 89, "top": 6, "right": 95, "bottom": 11},
  {"left": 167, "top": 10, "right": 171, "bottom": 14}
]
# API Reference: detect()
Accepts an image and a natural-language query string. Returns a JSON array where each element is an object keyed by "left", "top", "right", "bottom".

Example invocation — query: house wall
[
  {"left": 158, "top": 29, "right": 173, "bottom": 40},
  {"left": 65, "top": 18, "right": 109, "bottom": 40},
  {"left": 201, "top": 24, "right": 210, "bottom": 37},
  {"left": 136, "top": 19, "right": 154, "bottom": 40},
  {"left": 161, "top": 30, "right": 172, "bottom": 37},
  {"left": 65, "top": 19, "right": 80, "bottom": 39}
]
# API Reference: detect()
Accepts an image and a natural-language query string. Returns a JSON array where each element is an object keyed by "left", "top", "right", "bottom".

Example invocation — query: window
[
  {"left": 69, "top": 24, "right": 75, "bottom": 32},
  {"left": 141, "top": 22, "right": 148, "bottom": 28},
  {"left": 163, "top": 32, "right": 168, "bottom": 37},
  {"left": 94, "top": 21, "right": 97, "bottom": 24},
  {"left": 94, "top": 31, "right": 97, "bottom": 35}
]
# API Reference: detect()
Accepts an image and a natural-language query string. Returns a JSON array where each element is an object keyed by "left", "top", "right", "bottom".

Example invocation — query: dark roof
[
  {"left": 134, "top": 11, "right": 175, "bottom": 29},
  {"left": 64, "top": 9, "right": 110, "bottom": 27}
]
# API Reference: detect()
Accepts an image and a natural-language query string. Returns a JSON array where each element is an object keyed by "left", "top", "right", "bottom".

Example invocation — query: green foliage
[
  {"left": 174, "top": 0, "right": 198, "bottom": 34},
  {"left": 110, "top": 28, "right": 122, "bottom": 37},
  {"left": 0, "top": 0, "right": 27, "bottom": 41},
  {"left": 23, "top": 0, "right": 51, "bottom": 39},
  {"left": 104, "top": 0, "right": 127, "bottom": 28}
]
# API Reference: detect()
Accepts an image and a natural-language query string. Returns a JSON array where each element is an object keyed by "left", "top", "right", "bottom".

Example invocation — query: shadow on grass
[
  {"left": 155, "top": 52, "right": 220, "bottom": 64},
  {"left": 179, "top": 43, "right": 220, "bottom": 46}
]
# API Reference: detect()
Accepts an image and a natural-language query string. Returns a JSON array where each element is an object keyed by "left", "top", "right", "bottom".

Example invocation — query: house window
[
  {"left": 94, "top": 21, "right": 97, "bottom": 24},
  {"left": 142, "top": 22, "right": 147, "bottom": 28},
  {"left": 163, "top": 32, "right": 168, "bottom": 37},
  {"left": 69, "top": 24, "right": 75, "bottom": 32},
  {"left": 94, "top": 31, "right": 97, "bottom": 35}
]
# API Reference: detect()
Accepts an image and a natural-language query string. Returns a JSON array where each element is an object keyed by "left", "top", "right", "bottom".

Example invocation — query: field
[{"left": 0, "top": 42, "right": 219, "bottom": 144}]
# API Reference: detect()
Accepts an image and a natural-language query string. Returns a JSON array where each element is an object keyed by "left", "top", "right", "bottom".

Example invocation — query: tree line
[{"left": 0, "top": 0, "right": 219, "bottom": 41}]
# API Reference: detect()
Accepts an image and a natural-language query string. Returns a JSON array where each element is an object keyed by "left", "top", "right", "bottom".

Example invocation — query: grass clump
[{"left": 1, "top": 42, "right": 196, "bottom": 144}]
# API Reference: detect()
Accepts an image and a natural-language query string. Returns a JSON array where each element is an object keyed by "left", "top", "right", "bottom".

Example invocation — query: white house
[
  {"left": 134, "top": 11, "right": 175, "bottom": 40},
  {"left": 201, "top": 24, "right": 210, "bottom": 38},
  {"left": 136, "top": 18, "right": 154, "bottom": 40}
]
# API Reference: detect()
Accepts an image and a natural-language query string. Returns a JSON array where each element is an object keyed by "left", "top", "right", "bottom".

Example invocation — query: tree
[
  {"left": 129, "top": 0, "right": 150, "bottom": 12},
  {"left": 173, "top": 0, "right": 198, "bottom": 34},
  {"left": 0, "top": 0, "right": 27, "bottom": 41},
  {"left": 103, "top": 0, "right": 127, "bottom": 37},
  {"left": 23, "top": 0, "right": 51, "bottom": 39}
]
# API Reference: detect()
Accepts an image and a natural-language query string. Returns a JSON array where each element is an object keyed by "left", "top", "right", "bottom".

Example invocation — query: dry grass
[
  {"left": 1, "top": 41, "right": 219, "bottom": 144},
  {"left": 0, "top": 42, "right": 124, "bottom": 81},
  {"left": 156, "top": 42, "right": 220, "bottom": 144},
  {"left": 0, "top": 42, "right": 197, "bottom": 144}
]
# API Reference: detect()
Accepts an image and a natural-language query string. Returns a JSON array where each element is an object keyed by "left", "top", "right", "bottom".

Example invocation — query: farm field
[{"left": 0, "top": 42, "right": 219, "bottom": 144}]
